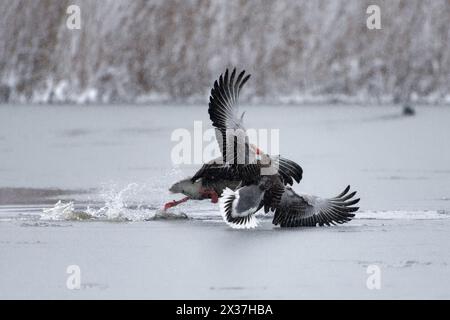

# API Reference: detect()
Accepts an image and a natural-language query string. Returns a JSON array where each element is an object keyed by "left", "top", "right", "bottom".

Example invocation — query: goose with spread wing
[
  {"left": 220, "top": 177, "right": 360, "bottom": 229},
  {"left": 164, "top": 68, "right": 303, "bottom": 210},
  {"left": 205, "top": 69, "right": 360, "bottom": 229}
]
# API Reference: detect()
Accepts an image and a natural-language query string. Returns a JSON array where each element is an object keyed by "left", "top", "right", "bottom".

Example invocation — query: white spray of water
[
  {"left": 40, "top": 183, "right": 152, "bottom": 221},
  {"left": 41, "top": 201, "right": 77, "bottom": 220},
  {"left": 89, "top": 183, "right": 147, "bottom": 220},
  {"left": 40, "top": 178, "right": 191, "bottom": 222}
]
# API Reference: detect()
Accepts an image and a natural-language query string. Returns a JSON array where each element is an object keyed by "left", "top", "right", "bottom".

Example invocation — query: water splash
[
  {"left": 90, "top": 182, "right": 148, "bottom": 220},
  {"left": 40, "top": 182, "right": 189, "bottom": 222},
  {"left": 41, "top": 200, "right": 89, "bottom": 220}
]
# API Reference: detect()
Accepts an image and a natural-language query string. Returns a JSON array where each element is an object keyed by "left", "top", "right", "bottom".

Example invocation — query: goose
[{"left": 164, "top": 68, "right": 303, "bottom": 210}]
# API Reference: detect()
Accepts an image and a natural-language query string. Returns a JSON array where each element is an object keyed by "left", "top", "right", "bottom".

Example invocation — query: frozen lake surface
[{"left": 1, "top": 104, "right": 450, "bottom": 299}]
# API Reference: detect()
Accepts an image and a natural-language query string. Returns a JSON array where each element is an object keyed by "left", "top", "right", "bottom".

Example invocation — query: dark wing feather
[
  {"left": 274, "top": 156, "right": 303, "bottom": 185},
  {"left": 191, "top": 155, "right": 302, "bottom": 187},
  {"left": 262, "top": 180, "right": 285, "bottom": 213},
  {"left": 209, "top": 68, "right": 252, "bottom": 164},
  {"left": 208, "top": 68, "right": 250, "bottom": 132},
  {"left": 190, "top": 158, "right": 260, "bottom": 183},
  {"left": 272, "top": 186, "right": 360, "bottom": 227}
]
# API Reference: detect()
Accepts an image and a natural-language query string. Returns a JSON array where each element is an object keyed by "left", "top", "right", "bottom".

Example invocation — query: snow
[{"left": 0, "top": 1, "right": 449, "bottom": 105}]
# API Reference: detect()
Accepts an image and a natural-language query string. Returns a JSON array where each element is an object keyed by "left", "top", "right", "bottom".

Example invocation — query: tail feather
[{"left": 219, "top": 188, "right": 258, "bottom": 229}]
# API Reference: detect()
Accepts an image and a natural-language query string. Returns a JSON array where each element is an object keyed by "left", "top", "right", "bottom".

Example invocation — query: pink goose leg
[
  {"left": 163, "top": 196, "right": 189, "bottom": 211},
  {"left": 200, "top": 189, "right": 219, "bottom": 203}
]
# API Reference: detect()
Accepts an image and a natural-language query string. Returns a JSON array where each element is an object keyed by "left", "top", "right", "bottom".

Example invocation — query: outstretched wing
[
  {"left": 209, "top": 68, "right": 252, "bottom": 165},
  {"left": 272, "top": 185, "right": 360, "bottom": 227},
  {"left": 209, "top": 68, "right": 250, "bottom": 141}
]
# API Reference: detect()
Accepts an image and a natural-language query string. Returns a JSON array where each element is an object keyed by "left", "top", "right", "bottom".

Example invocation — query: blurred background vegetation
[{"left": 0, "top": 0, "right": 449, "bottom": 104}]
